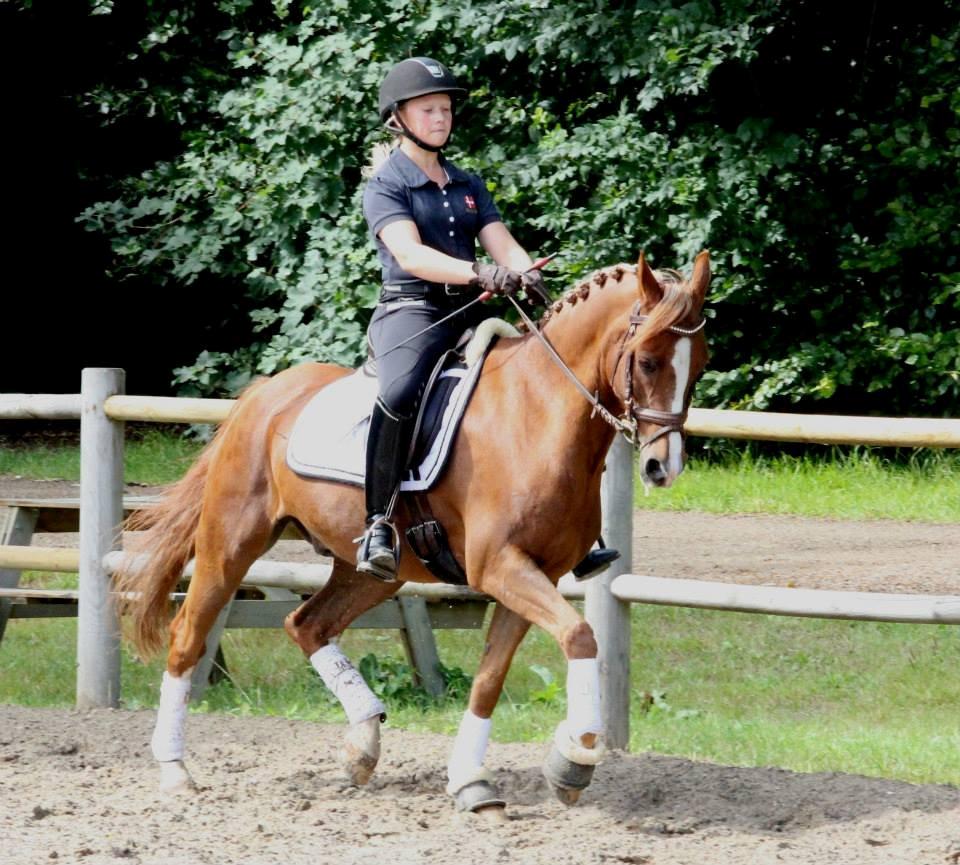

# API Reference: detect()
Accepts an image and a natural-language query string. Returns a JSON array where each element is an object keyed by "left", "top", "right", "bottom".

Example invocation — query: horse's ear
[
  {"left": 636, "top": 251, "right": 662, "bottom": 306},
  {"left": 689, "top": 250, "right": 711, "bottom": 308}
]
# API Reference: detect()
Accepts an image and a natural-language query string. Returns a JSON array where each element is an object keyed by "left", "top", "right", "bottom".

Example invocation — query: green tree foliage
[{"left": 78, "top": 1, "right": 960, "bottom": 414}]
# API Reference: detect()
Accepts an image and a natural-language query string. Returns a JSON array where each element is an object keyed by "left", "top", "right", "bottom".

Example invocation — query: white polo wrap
[
  {"left": 446, "top": 710, "right": 493, "bottom": 795},
  {"left": 310, "top": 644, "right": 386, "bottom": 726},
  {"left": 151, "top": 669, "right": 193, "bottom": 762},
  {"left": 566, "top": 657, "right": 603, "bottom": 739}
]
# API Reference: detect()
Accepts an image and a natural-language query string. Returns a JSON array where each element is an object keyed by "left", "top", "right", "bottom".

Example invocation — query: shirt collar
[{"left": 387, "top": 148, "right": 470, "bottom": 187}]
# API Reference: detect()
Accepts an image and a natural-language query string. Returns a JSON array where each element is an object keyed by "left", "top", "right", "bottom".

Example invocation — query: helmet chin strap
[{"left": 387, "top": 103, "right": 448, "bottom": 153}]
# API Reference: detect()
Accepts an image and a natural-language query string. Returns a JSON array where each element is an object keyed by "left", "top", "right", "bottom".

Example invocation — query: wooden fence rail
[
  {"left": 2, "top": 368, "right": 958, "bottom": 750},
  {"left": 611, "top": 575, "right": 960, "bottom": 624},
  {"left": 0, "top": 545, "right": 548, "bottom": 603}
]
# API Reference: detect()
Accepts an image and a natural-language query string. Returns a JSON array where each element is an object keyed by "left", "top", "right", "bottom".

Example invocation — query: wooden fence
[{"left": 2, "top": 368, "right": 960, "bottom": 748}]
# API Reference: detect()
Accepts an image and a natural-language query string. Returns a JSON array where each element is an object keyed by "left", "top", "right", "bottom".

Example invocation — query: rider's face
[{"left": 396, "top": 93, "right": 453, "bottom": 148}]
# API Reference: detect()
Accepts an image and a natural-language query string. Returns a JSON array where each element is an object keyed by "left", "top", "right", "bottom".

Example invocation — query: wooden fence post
[
  {"left": 585, "top": 436, "right": 633, "bottom": 750},
  {"left": 77, "top": 368, "right": 125, "bottom": 709}
]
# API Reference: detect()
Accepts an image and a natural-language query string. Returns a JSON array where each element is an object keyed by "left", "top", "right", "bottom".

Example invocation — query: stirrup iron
[
  {"left": 572, "top": 537, "right": 621, "bottom": 581},
  {"left": 357, "top": 514, "right": 401, "bottom": 583}
]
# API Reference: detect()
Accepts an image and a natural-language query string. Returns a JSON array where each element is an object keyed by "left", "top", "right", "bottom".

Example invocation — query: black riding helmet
[{"left": 378, "top": 57, "right": 467, "bottom": 152}]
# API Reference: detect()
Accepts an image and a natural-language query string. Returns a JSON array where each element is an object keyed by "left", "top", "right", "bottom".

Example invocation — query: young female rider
[{"left": 357, "top": 57, "right": 617, "bottom": 582}]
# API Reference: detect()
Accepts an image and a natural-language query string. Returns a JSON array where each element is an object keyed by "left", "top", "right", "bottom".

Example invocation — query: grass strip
[{"left": 2, "top": 606, "right": 958, "bottom": 786}]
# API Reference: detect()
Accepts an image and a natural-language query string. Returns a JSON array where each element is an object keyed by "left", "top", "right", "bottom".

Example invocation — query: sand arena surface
[{"left": 2, "top": 705, "right": 960, "bottom": 865}]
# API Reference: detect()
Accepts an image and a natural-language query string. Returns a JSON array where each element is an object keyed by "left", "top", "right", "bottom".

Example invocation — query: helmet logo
[{"left": 414, "top": 58, "right": 445, "bottom": 78}]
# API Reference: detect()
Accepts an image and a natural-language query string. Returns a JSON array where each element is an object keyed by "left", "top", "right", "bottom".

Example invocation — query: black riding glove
[
  {"left": 521, "top": 269, "right": 551, "bottom": 306},
  {"left": 471, "top": 262, "right": 523, "bottom": 297}
]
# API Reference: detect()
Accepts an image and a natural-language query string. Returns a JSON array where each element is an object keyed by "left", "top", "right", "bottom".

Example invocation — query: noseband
[{"left": 508, "top": 296, "right": 705, "bottom": 450}]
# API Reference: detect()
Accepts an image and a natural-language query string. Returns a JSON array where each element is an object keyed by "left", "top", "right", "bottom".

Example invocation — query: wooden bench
[{"left": 0, "top": 497, "right": 487, "bottom": 700}]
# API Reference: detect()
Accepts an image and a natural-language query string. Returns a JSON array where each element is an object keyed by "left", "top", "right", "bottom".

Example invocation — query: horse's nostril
[{"left": 644, "top": 458, "right": 667, "bottom": 484}]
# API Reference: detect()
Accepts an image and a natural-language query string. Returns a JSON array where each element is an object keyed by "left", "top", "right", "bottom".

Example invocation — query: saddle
[{"left": 286, "top": 318, "right": 519, "bottom": 584}]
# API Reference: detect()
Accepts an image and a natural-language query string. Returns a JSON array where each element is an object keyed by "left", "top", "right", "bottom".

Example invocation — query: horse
[{"left": 114, "top": 250, "right": 711, "bottom": 815}]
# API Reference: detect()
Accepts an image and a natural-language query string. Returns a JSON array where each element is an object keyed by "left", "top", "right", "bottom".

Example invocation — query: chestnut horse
[{"left": 115, "top": 251, "right": 710, "bottom": 814}]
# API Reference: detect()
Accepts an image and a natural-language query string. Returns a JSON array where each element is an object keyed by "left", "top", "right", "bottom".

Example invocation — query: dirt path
[{"left": 3, "top": 475, "right": 960, "bottom": 863}]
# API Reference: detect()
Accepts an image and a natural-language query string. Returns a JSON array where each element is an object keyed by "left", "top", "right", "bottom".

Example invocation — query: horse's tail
[{"left": 114, "top": 379, "right": 270, "bottom": 659}]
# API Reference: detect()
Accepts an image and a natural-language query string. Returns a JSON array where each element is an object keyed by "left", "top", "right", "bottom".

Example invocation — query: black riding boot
[
  {"left": 357, "top": 400, "right": 413, "bottom": 582},
  {"left": 572, "top": 537, "right": 621, "bottom": 581}
]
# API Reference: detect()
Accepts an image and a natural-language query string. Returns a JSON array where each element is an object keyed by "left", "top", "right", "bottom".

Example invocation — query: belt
[{"left": 381, "top": 280, "right": 473, "bottom": 299}]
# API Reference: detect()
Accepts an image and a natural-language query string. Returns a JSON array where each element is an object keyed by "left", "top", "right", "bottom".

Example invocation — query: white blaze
[{"left": 668, "top": 338, "right": 691, "bottom": 479}]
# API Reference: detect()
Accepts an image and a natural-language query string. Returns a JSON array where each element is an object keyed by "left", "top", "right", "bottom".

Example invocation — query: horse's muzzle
[{"left": 642, "top": 456, "right": 671, "bottom": 487}]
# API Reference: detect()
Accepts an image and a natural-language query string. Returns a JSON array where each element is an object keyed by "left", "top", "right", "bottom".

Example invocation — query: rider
[{"left": 358, "top": 56, "right": 617, "bottom": 583}]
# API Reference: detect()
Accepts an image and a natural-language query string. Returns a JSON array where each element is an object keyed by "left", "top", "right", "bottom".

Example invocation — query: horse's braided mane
[{"left": 528, "top": 263, "right": 694, "bottom": 337}]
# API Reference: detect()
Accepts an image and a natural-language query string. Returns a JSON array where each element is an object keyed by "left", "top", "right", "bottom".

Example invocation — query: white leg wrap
[
  {"left": 310, "top": 645, "right": 386, "bottom": 726},
  {"left": 566, "top": 658, "right": 603, "bottom": 739},
  {"left": 446, "top": 710, "right": 493, "bottom": 795},
  {"left": 151, "top": 670, "right": 193, "bottom": 763}
]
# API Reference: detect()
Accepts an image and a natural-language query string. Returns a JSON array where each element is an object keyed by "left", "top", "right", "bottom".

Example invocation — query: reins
[
  {"left": 372, "top": 269, "right": 706, "bottom": 450},
  {"left": 508, "top": 295, "right": 705, "bottom": 450}
]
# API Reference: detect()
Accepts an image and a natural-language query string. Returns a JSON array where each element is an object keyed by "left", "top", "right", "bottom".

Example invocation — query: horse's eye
[{"left": 637, "top": 356, "right": 658, "bottom": 375}]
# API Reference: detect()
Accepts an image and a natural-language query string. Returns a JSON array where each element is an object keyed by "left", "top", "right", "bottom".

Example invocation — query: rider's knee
[{"left": 378, "top": 382, "right": 419, "bottom": 420}]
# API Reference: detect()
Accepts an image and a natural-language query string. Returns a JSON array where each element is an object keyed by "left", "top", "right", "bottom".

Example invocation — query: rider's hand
[
  {"left": 471, "top": 262, "right": 523, "bottom": 297},
  {"left": 521, "top": 269, "right": 551, "bottom": 306}
]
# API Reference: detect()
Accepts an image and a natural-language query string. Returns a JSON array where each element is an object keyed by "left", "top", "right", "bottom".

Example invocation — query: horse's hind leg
[
  {"left": 284, "top": 557, "right": 400, "bottom": 784},
  {"left": 152, "top": 504, "right": 275, "bottom": 795},
  {"left": 446, "top": 603, "right": 530, "bottom": 817}
]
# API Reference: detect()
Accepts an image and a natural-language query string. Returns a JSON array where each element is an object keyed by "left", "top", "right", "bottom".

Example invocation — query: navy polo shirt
[{"left": 362, "top": 148, "right": 502, "bottom": 285}]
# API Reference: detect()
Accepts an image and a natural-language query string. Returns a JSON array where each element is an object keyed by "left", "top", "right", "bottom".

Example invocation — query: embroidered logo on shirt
[{"left": 464, "top": 195, "right": 477, "bottom": 212}]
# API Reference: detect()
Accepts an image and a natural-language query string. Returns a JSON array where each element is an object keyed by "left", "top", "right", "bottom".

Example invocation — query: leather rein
[{"left": 508, "top": 296, "right": 705, "bottom": 449}]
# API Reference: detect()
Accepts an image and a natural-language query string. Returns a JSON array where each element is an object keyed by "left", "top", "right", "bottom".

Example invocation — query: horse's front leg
[
  {"left": 284, "top": 558, "right": 400, "bottom": 784},
  {"left": 474, "top": 546, "right": 605, "bottom": 806},
  {"left": 446, "top": 603, "right": 530, "bottom": 816}
]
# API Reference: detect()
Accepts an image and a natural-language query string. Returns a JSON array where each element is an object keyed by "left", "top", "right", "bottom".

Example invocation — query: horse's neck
[
  {"left": 536, "top": 279, "right": 635, "bottom": 403},
  {"left": 511, "top": 288, "right": 631, "bottom": 474}
]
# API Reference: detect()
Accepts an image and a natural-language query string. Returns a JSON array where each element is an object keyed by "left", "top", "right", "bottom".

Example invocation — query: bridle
[
  {"left": 611, "top": 300, "right": 706, "bottom": 447},
  {"left": 508, "top": 295, "right": 705, "bottom": 449}
]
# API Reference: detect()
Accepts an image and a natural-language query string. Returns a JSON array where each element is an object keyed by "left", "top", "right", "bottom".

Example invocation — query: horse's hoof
[
  {"left": 158, "top": 760, "right": 196, "bottom": 795},
  {"left": 475, "top": 802, "right": 508, "bottom": 822},
  {"left": 341, "top": 748, "right": 378, "bottom": 786},
  {"left": 551, "top": 785, "right": 583, "bottom": 806},
  {"left": 454, "top": 779, "right": 506, "bottom": 814},
  {"left": 340, "top": 716, "right": 381, "bottom": 786},
  {"left": 542, "top": 744, "right": 596, "bottom": 805}
]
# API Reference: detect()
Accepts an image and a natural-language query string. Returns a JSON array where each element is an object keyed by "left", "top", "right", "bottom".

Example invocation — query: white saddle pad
[{"left": 286, "top": 319, "right": 518, "bottom": 492}]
